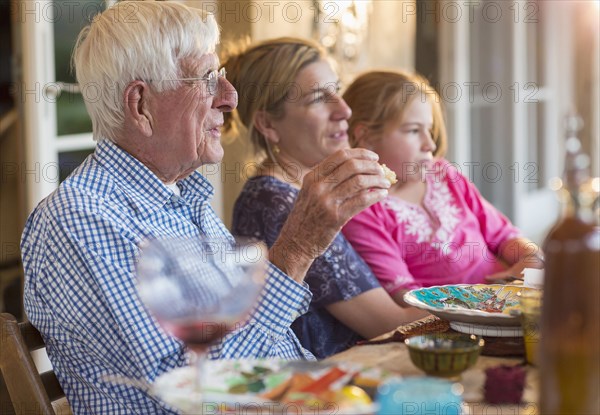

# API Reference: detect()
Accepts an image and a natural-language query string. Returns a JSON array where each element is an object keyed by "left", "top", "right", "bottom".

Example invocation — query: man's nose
[{"left": 213, "top": 78, "right": 238, "bottom": 112}]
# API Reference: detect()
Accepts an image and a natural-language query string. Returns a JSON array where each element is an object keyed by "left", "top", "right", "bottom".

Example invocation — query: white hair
[{"left": 72, "top": 0, "right": 220, "bottom": 142}]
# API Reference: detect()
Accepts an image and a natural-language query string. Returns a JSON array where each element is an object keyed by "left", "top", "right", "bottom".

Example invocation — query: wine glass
[{"left": 136, "top": 236, "right": 268, "bottom": 402}]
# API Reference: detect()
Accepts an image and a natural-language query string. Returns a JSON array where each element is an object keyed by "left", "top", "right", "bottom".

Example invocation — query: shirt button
[{"left": 171, "top": 194, "right": 182, "bottom": 204}]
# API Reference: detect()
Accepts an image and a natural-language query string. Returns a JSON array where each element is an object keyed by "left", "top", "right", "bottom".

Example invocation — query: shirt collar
[
  {"left": 179, "top": 170, "right": 215, "bottom": 200},
  {"left": 94, "top": 140, "right": 214, "bottom": 212}
]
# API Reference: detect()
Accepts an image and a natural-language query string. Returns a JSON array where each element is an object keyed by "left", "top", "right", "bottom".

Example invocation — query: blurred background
[{"left": 1, "top": 0, "right": 599, "bottom": 318}]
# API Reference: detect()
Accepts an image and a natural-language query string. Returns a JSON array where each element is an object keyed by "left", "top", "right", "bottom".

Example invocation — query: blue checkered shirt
[{"left": 21, "top": 140, "right": 314, "bottom": 414}]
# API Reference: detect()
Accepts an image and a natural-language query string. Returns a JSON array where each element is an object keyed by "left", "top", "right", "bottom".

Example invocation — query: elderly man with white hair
[{"left": 20, "top": 1, "right": 390, "bottom": 413}]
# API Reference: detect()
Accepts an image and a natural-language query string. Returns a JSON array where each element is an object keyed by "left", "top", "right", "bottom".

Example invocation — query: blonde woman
[
  {"left": 342, "top": 71, "right": 543, "bottom": 307},
  {"left": 224, "top": 38, "right": 427, "bottom": 358}
]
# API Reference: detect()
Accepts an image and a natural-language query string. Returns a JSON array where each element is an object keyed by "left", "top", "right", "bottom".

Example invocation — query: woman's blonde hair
[
  {"left": 222, "top": 37, "right": 327, "bottom": 157},
  {"left": 343, "top": 71, "right": 447, "bottom": 157},
  {"left": 72, "top": 1, "right": 219, "bottom": 142}
]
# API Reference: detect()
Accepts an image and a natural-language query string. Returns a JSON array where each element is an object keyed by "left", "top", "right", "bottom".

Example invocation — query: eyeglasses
[{"left": 151, "top": 67, "right": 227, "bottom": 96}]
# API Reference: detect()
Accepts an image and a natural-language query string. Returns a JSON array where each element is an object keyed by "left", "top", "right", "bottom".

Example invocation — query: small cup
[
  {"left": 523, "top": 268, "right": 544, "bottom": 289},
  {"left": 519, "top": 288, "right": 543, "bottom": 365},
  {"left": 376, "top": 377, "right": 464, "bottom": 415},
  {"left": 484, "top": 365, "right": 526, "bottom": 404}
]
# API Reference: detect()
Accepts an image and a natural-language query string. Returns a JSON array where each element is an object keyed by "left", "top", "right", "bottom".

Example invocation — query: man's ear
[
  {"left": 254, "top": 110, "right": 280, "bottom": 145},
  {"left": 124, "top": 81, "right": 153, "bottom": 137}
]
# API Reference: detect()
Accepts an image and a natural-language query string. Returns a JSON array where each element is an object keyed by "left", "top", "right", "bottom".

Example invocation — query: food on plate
[
  {"left": 259, "top": 372, "right": 313, "bottom": 401},
  {"left": 270, "top": 367, "right": 356, "bottom": 410},
  {"left": 224, "top": 363, "right": 381, "bottom": 411},
  {"left": 152, "top": 360, "right": 386, "bottom": 414},
  {"left": 339, "top": 385, "right": 372, "bottom": 405},
  {"left": 380, "top": 164, "right": 398, "bottom": 184}
]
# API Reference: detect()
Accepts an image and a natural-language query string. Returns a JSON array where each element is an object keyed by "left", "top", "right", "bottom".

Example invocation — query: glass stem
[{"left": 194, "top": 351, "right": 206, "bottom": 396}]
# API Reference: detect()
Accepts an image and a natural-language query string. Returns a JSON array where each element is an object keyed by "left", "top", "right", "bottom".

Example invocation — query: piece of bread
[{"left": 380, "top": 164, "right": 398, "bottom": 184}]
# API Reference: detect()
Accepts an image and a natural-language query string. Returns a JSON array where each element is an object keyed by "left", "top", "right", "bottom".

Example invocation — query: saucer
[{"left": 450, "top": 321, "right": 523, "bottom": 338}]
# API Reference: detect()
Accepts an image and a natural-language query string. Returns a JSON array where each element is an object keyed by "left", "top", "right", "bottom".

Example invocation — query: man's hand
[{"left": 270, "top": 148, "right": 390, "bottom": 281}]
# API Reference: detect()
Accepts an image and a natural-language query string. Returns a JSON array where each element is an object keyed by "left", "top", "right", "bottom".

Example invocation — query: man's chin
[{"left": 198, "top": 150, "right": 224, "bottom": 167}]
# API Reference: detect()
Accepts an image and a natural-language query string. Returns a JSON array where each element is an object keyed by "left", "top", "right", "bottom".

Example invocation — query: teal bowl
[{"left": 404, "top": 333, "right": 484, "bottom": 378}]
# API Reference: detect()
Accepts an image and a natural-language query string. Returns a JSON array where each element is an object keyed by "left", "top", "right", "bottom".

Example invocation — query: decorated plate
[
  {"left": 404, "top": 284, "right": 524, "bottom": 329},
  {"left": 152, "top": 359, "right": 383, "bottom": 414}
]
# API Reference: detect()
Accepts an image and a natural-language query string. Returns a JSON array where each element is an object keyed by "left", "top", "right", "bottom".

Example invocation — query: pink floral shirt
[{"left": 342, "top": 159, "right": 521, "bottom": 295}]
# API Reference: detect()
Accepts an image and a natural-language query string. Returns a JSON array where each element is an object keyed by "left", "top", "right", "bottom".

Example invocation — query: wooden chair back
[{"left": 0, "top": 313, "right": 66, "bottom": 415}]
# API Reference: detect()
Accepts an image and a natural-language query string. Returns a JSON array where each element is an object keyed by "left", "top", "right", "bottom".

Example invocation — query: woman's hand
[{"left": 269, "top": 148, "right": 390, "bottom": 281}]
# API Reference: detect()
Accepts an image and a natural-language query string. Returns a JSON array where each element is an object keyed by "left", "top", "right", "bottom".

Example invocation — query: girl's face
[
  {"left": 268, "top": 59, "right": 352, "bottom": 173},
  {"left": 370, "top": 96, "right": 436, "bottom": 184}
]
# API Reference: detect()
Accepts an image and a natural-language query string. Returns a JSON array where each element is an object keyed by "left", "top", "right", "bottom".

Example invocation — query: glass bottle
[{"left": 539, "top": 114, "right": 600, "bottom": 414}]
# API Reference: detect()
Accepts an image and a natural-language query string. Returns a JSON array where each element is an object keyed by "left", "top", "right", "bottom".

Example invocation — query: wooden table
[{"left": 327, "top": 339, "right": 539, "bottom": 414}]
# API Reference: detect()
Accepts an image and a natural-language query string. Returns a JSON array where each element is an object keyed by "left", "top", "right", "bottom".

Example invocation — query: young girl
[{"left": 342, "top": 71, "right": 543, "bottom": 306}]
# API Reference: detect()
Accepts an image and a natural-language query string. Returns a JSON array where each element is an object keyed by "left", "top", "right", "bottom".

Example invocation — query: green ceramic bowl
[{"left": 405, "top": 333, "right": 484, "bottom": 377}]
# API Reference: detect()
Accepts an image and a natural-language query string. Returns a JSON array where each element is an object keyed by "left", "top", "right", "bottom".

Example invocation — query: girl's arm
[
  {"left": 445, "top": 161, "right": 543, "bottom": 278},
  {"left": 486, "top": 237, "right": 544, "bottom": 283}
]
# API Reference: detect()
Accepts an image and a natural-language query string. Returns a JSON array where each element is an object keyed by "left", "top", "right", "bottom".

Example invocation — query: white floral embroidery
[
  {"left": 429, "top": 180, "right": 462, "bottom": 242},
  {"left": 384, "top": 171, "right": 462, "bottom": 249}
]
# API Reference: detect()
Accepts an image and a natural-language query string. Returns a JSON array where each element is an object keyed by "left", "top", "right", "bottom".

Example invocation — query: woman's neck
[
  {"left": 255, "top": 158, "right": 306, "bottom": 189},
  {"left": 388, "top": 179, "right": 428, "bottom": 206}
]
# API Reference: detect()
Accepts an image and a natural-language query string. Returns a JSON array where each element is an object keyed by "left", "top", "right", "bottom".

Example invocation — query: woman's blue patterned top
[{"left": 232, "top": 175, "right": 380, "bottom": 358}]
